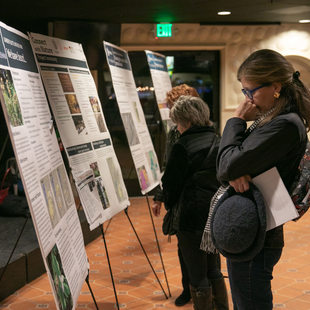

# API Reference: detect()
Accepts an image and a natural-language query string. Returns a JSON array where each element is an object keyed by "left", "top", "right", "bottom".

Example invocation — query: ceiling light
[
  {"left": 218, "top": 11, "right": 231, "bottom": 16},
  {"left": 299, "top": 19, "right": 310, "bottom": 23}
]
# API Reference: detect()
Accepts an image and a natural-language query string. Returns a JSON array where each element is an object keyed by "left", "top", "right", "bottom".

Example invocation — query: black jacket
[
  {"left": 217, "top": 112, "right": 307, "bottom": 248},
  {"left": 162, "top": 125, "right": 220, "bottom": 232}
]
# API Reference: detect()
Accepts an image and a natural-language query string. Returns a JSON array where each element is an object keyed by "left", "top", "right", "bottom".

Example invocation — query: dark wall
[
  {"left": 0, "top": 19, "right": 49, "bottom": 36},
  {"left": 52, "top": 21, "right": 121, "bottom": 69}
]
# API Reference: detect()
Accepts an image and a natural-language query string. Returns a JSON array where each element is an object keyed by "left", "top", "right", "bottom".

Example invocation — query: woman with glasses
[{"left": 216, "top": 49, "right": 310, "bottom": 309}]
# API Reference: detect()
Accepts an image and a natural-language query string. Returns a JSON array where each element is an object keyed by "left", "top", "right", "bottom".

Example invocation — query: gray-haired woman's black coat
[{"left": 162, "top": 125, "right": 220, "bottom": 232}]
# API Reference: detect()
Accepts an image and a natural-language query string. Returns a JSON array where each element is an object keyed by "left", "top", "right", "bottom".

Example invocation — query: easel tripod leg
[
  {"left": 100, "top": 225, "right": 120, "bottom": 310},
  {"left": 145, "top": 194, "right": 171, "bottom": 297},
  {"left": 0, "top": 215, "right": 29, "bottom": 282},
  {"left": 85, "top": 272, "right": 99, "bottom": 310},
  {"left": 124, "top": 208, "right": 168, "bottom": 299}
]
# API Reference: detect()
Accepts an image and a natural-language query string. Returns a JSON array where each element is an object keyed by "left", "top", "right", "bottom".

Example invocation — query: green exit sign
[{"left": 156, "top": 24, "right": 172, "bottom": 37}]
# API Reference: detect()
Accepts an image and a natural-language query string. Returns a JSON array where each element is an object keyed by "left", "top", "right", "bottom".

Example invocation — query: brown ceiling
[{"left": 1, "top": 0, "right": 310, "bottom": 24}]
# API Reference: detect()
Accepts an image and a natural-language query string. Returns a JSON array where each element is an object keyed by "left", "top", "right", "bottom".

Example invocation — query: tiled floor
[{"left": 1, "top": 196, "right": 310, "bottom": 309}]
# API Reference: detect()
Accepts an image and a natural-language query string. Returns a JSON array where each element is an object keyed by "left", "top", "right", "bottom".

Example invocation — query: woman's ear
[{"left": 272, "top": 82, "right": 282, "bottom": 93}]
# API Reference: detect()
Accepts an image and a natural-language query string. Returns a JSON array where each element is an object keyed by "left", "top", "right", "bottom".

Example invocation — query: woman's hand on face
[
  {"left": 152, "top": 201, "right": 162, "bottom": 217},
  {"left": 234, "top": 99, "right": 258, "bottom": 121},
  {"left": 229, "top": 175, "right": 252, "bottom": 193}
]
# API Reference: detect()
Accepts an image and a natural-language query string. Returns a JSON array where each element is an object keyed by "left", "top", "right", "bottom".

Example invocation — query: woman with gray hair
[
  {"left": 162, "top": 95, "right": 228, "bottom": 310},
  {"left": 152, "top": 84, "right": 200, "bottom": 307}
]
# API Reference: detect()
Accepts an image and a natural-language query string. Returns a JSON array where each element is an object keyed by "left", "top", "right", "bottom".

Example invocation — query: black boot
[
  {"left": 175, "top": 289, "right": 191, "bottom": 306},
  {"left": 210, "top": 277, "right": 229, "bottom": 310},
  {"left": 190, "top": 285, "right": 213, "bottom": 310}
]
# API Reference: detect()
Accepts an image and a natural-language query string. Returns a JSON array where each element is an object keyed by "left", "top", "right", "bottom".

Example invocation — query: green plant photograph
[{"left": 0, "top": 69, "right": 23, "bottom": 127}]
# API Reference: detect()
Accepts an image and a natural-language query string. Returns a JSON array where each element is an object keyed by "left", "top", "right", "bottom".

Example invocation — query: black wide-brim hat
[{"left": 210, "top": 183, "right": 266, "bottom": 262}]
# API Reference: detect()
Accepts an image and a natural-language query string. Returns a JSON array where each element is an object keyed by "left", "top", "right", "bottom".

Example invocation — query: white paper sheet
[
  {"left": 0, "top": 22, "right": 88, "bottom": 310},
  {"left": 29, "top": 33, "right": 130, "bottom": 229},
  {"left": 104, "top": 42, "right": 161, "bottom": 194},
  {"left": 252, "top": 167, "right": 299, "bottom": 230},
  {"left": 145, "top": 50, "right": 173, "bottom": 133}
]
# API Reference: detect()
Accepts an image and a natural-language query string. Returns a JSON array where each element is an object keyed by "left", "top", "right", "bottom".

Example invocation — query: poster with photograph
[
  {"left": 29, "top": 33, "right": 129, "bottom": 230},
  {"left": 145, "top": 50, "right": 173, "bottom": 133},
  {"left": 0, "top": 22, "right": 88, "bottom": 310},
  {"left": 104, "top": 42, "right": 161, "bottom": 194}
]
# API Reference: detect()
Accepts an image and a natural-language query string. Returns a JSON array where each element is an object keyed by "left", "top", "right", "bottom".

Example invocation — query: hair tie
[{"left": 293, "top": 71, "right": 300, "bottom": 80}]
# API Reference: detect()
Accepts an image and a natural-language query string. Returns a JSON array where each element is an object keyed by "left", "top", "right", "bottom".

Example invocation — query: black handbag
[
  {"left": 162, "top": 208, "right": 175, "bottom": 235},
  {"left": 162, "top": 205, "right": 179, "bottom": 235}
]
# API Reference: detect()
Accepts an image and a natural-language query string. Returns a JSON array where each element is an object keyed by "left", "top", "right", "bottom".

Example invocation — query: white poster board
[
  {"left": 104, "top": 42, "right": 161, "bottom": 194},
  {"left": 0, "top": 22, "right": 88, "bottom": 310},
  {"left": 29, "top": 33, "right": 129, "bottom": 230},
  {"left": 252, "top": 167, "right": 299, "bottom": 230},
  {"left": 145, "top": 50, "right": 173, "bottom": 133}
]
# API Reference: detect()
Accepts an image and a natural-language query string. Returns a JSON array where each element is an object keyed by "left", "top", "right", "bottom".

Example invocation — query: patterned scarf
[{"left": 200, "top": 108, "right": 275, "bottom": 253}]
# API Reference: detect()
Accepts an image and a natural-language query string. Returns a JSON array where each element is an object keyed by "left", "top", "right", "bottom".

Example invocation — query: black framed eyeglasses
[{"left": 241, "top": 83, "right": 270, "bottom": 100}]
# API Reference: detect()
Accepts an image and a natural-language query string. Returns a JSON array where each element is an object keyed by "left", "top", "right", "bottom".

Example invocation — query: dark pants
[
  {"left": 177, "top": 230, "right": 222, "bottom": 289},
  {"left": 227, "top": 248, "right": 282, "bottom": 310},
  {"left": 178, "top": 243, "right": 190, "bottom": 292}
]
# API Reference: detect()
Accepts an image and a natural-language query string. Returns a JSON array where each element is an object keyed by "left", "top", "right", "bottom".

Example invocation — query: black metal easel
[
  {"left": 100, "top": 224, "right": 120, "bottom": 310},
  {"left": 85, "top": 270, "right": 99, "bottom": 310},
  {"left": 0, "top": 212, "right": 30, "bottom": 282},
  {"left": 103, "top": 218, "right": 112, "bottom": 234},
  {"left": 124, "top": 207, "right": 168, "bottom": 299},
  {"left": 145, "top": 193, "right": 171, "bottom": 297}
]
